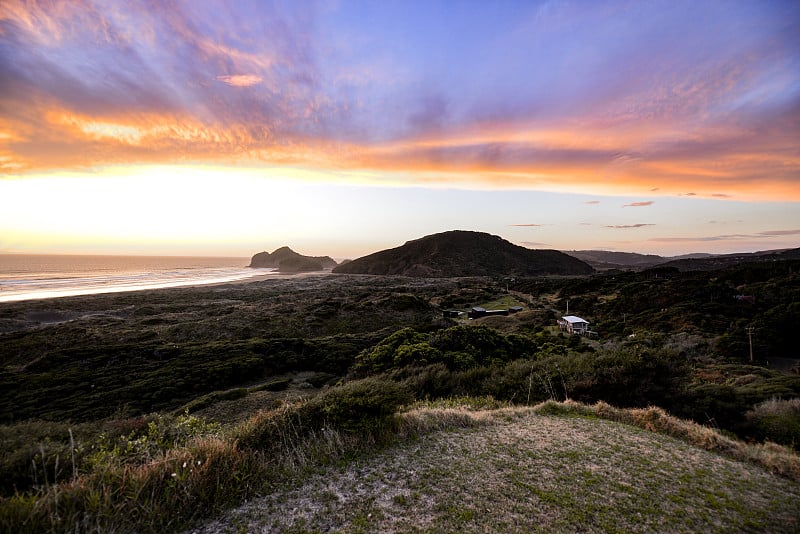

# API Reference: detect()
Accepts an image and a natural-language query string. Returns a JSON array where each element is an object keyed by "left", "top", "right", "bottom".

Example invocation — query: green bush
[
  {"left": 745, "top": 398, "right": 800, "bottom": 448},
  {"left": 236, "top": 378, "right": 412, "bottom": 452},
  {"left": 305, "top": 377, "right": 413, "bottom": 433},
  {"left": 354, "top": 328, "right": 429, "bottom": 374}
]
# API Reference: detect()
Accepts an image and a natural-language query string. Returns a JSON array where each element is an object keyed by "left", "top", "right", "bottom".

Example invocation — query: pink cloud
[
  {"left": 622, "top": 201, "right": 655, "bottom": 207},
  {"left": 605, "top": 224, "right": 655, "bottom": 229},
  {"left": 215, "top": 75, "right": 263, "bottom": 87},
  {"left": 511, "top": 223, "right": 545, "bottom": 227},
  {"left": 584, "top": 200, "right": 600, "bottom": 205}
]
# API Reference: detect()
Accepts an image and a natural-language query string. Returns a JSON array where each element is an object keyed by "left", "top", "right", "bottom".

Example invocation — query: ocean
[{"left": 0, "top": 254, "right": 271, "bottom": 303}]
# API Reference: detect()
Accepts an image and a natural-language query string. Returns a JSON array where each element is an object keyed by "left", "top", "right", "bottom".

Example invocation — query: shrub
[
  {"left": 305, "top": 377, "right": 413, "bottom": 434},
  {"left": 745, "top": 398, "right": 800, "bottom": 448},
  {"left": 353, "top": 328, "right": 429, "bottom": 374},
  {"left": 236, "top": 377, "right": 412, "bottom": 452},
  {"left": 251, "top": 378, "right": 291, "bottom": 392}
]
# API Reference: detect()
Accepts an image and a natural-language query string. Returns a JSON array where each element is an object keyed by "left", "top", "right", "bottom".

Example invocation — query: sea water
[{"left": 0, "top": 254, "right": 271, "bottom": 302}]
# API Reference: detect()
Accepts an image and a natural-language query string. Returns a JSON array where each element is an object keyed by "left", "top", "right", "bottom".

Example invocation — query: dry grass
[
  {"left": 190, "top": 402, "right": 800, "bottom": 533},
  {"left": 534, "top": 399, "right": 800, "bottom": 481}
]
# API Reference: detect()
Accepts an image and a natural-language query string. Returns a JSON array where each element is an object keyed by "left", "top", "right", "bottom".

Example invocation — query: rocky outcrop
[{"left": 249, "top": 247, "right": 337, "bottom": 273}]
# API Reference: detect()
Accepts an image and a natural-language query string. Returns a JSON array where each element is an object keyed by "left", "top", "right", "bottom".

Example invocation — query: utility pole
[
  {"left": 746, "top": 326, "right": 754, "bottom": 363},
  {"left": 566, "top": 299, "right": 569, "bottom": 315}
]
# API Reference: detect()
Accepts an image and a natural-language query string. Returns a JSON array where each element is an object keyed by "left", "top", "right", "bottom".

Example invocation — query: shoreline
[{"left": 0, "top": 269, "right": 338, "bottom": 306}]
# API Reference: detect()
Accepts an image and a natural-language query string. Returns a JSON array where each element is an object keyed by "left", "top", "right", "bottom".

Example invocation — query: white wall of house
[{"left": 561, "top": 315, "right": 589, "bottom": 334}]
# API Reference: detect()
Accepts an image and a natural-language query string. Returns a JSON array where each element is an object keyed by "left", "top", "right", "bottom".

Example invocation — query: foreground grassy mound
[
  {"left": 195, "top": 402, "right": 800, "bottom": 533},
  {"left": 3, "top": 390, "right": 799, "bottom": 533}
]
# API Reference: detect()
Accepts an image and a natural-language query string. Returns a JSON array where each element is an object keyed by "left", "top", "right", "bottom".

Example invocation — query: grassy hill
[
  {"left": 195, "top": 404, "right": 800, "bottom": 533},
  {"left": 333, "top": 230, "right": 594, "bottom": 277},
  {"left": 3, "top": 397, "right": 799, "bottom": 533}
]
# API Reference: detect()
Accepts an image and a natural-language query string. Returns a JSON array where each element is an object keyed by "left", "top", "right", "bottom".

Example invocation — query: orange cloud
[{"left": 4, "top": 99, "right": 799, "bottom": 203}]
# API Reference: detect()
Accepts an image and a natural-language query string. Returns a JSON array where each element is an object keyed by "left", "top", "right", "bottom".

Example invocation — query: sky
[{"left": 0, "top": 0, "right": 798, "bottom": 259}]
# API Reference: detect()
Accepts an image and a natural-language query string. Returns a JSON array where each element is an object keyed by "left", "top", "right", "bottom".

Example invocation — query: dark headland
[
  {"left": 333, "top": 230, "right": 594, "bottom": 277},
  {"left": 249, "top": 246, "right": 337, "bottom": 272}
]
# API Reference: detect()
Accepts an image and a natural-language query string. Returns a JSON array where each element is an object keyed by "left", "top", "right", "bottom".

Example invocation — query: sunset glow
[{"left": 1, "top": 1, "right": 798, "bottom": 257}]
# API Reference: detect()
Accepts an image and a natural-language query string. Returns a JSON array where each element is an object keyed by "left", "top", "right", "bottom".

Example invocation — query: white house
[{"left": 559, "top": 315, "right": 590, "bottom": 335}]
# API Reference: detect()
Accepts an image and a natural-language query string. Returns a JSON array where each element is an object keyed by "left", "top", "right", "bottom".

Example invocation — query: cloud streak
[
  {"left": 623, "top": 201, "right": 655, "bottom": 208},
  {"left": 605, "top": 224, "right": 655, "bottom": 229},
  {"left": 216, "top": 75, "right": 263, "bottom": 87}
]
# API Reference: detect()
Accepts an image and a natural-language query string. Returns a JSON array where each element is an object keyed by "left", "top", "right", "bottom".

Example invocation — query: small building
[
  {"left": 468, "top": 307, "right": 487, "bottom": 319},
  {"left": 559, "top": 315, "right": 590, "bottom": 335},
  {"left": 442, "top": 310, "right": 463, "bottom": 318},
  {"left": 509, "top": 306, "right": 524, "bottom": 314},
  {"left": 485, "top": 309, "right": 509, "bottom": 317}
]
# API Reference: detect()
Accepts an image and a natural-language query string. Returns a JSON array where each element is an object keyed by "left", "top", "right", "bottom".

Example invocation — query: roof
[{"left": 562, "top": 315, "right": 589, "bottom": 324}]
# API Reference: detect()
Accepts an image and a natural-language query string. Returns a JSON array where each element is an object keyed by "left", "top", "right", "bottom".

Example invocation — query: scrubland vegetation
[{"left": 1, "top": 260, "right": 799, "bottom": 531}]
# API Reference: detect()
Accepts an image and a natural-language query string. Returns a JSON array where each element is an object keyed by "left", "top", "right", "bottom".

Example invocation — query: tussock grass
[
  {"left": 0, "top": 378, "right": 410, "bottom": 533},
  {"left": 1, "top": 434, "right": 263, "bottom": 533},
  {"left": 3, "top": 395, "right": 799, "bottom": 533}
]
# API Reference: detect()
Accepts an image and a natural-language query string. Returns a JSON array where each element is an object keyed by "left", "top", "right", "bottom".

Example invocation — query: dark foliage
[
  {"left": 354, "top": 324, "right": 538, "bottom": 374},
  {"left": 0, "top": 335, "right": 382, "bottom": 422}
]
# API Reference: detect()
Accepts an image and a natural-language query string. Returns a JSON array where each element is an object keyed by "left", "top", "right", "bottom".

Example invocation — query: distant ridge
[
  {"left": 563, "top": 250, "right": 666, "bottom": 271},
  {"left": 332, "top": 230, "right": 593, "bottom": 277},
  {"left": 563, "top": 248, "right": 800, "bottom": 271},
  {"left": 249, "top": 247, "right": 337, "bottom": 273},
  {"left": 658, "top": 247, "right": 800, "bottom": 271}
]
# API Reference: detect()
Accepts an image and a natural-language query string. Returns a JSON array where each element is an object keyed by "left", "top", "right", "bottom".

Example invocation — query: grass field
[{"left": 191, "top": 403, "right": 800, "bottom": 533}]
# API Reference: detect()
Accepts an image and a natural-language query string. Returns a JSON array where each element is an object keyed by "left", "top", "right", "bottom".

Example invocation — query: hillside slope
[
  {"left": 193, "top": 406, "right": 800, "bottom": 533},
  {"left": 563, "top": 250, "right": 667, "bottom": 270},
  {"left": 333, "top": 230, "right": 593, "bottom": 277}
]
